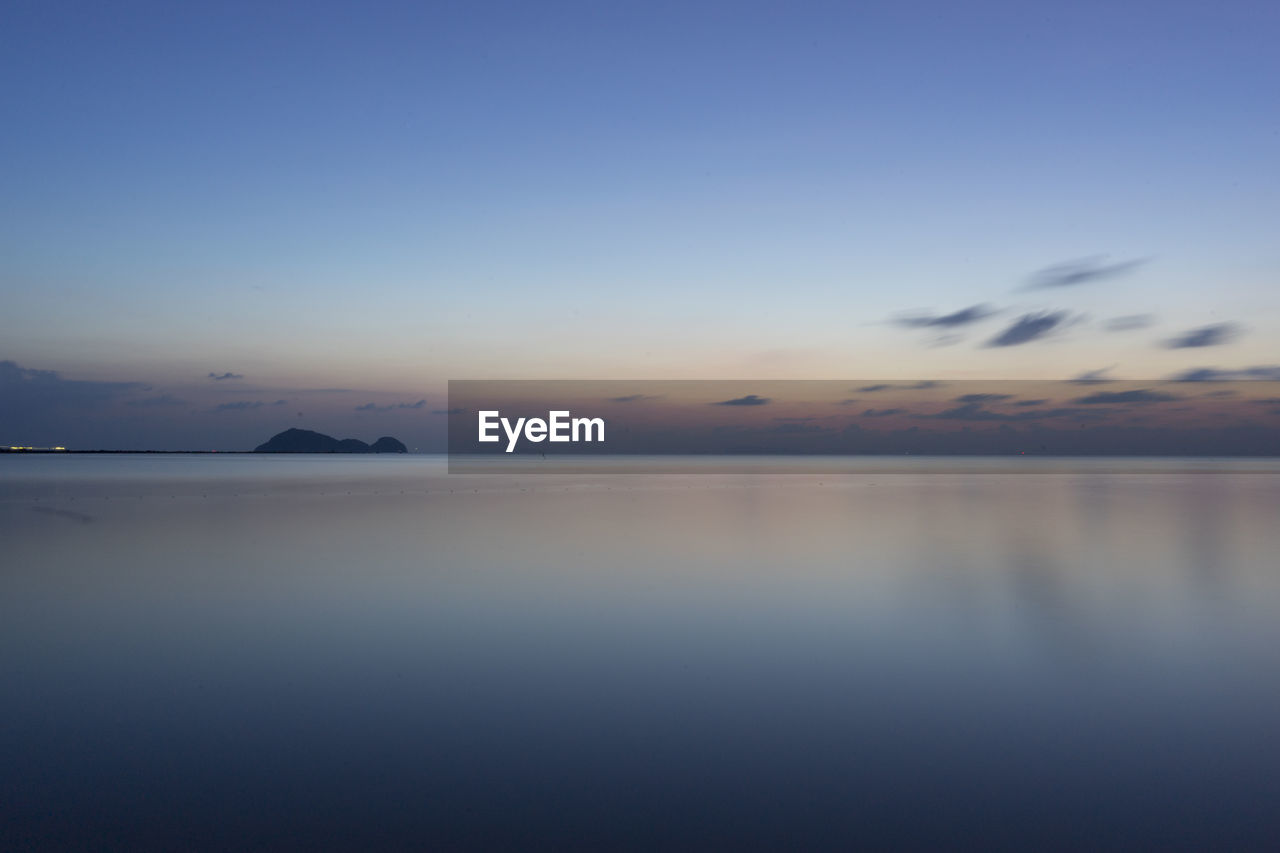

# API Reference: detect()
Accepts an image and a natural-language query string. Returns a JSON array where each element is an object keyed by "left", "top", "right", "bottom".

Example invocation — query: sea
[{"left": 3, "top": 454, "right": 1280, "bottom": 850}]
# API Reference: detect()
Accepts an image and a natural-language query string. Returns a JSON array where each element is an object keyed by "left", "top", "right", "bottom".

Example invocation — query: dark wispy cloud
[
  {"left": 1168, "top": 365, "right": 1280, "bottom": 382},
  {"left": 1, "top": 360, "right": 145, "bottom": 409},
  {"left": 1070, "top": 367, "right": 1116, "bottom": 384},
  {"left": 124, "top": 394, "right": 187, "bottom": 408},
  {"left": 432, "top": 407, "right": 465, "bottom": 416},
  {"left": 1015, "top": 399, "right": 1048, "bottom": 407},
  {"left": 986, "top": 311, "right": 1072, "bottom": 347},
  {"left": 915, "top": 403, "right": 1105, "bottom": 423},
  {"left": 713, "top": 394, "right": 770, "bottom": 406},
  {"left": 1104, "top": 314, "right": 1155, "bottom": 332},
  {"left": 607, "top": 394, "right": 662, "bottom": 403},
  {"left": 954, "top": 393, "right": 1013, "bottom": 403},
  {"left": 856, "top": 381, "right": 940, "bottom": 393},
  {"left": 207, "top": 372, "right": 244, "bottom": 381},
  {"left": 355, "top": 399, "right": 427, "bottom": 412},
  {"left": 892, "top": 304, "right": 998, "bottom": 329},
  {"left": 215, "top": 400, "right": 286, "bottom": 412},
  {"left": 862, "top": 408, "right": 905, "bottom": 418},
  {"left": 1164, "top": 323, "right": 1241, "bottom": 349},
  {"left": 1071, "top": 389, "right": 1179, "bottom": 405},
  {"left": 770, "top": 423, "right": 828, "bottom": 435},
  {"left": 1027, "top": 257, "right": 1146, "bottom": 289}
]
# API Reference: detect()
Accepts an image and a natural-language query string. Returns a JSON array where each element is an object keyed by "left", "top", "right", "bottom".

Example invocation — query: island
[{"left": 254, "top": 428, "right": 407, "bottom": 453}]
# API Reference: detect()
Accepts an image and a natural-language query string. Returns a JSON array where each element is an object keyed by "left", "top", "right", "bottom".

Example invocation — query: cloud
[
  {"left": 893, "top": 304, "right": 998, "bottom": 329},
  {"left": 207, "top": 372, "right": 244, "bottom": 381},
  {"left": 1070, "top": 367, "right": 1116, "bottom": 384},
  {"left": 1164, "top": 323, "right": 1241, "bottom": 349},
  {"left": 355, "top": 399, "right": 427, "bottom": 412},
  {"left": 1168, "top": 365, "right": 1280, "bottom": 382},
  {"left": 1015, "top": 399, "right": 1048, "bottom": 407},
  {"left": 713, "top": 395, "right": 770, "bottom": 406},
  {"left": 124, "top": 394, "right": 187, "bottom": 408},
  {"left": 915, "top": 403, "right": 1105, "bottom": 422},
  {"left": 1, "top": 360, "right": 145, "bottom": 410},
  {"left": 1071, "top": 389, "right": 1180, "bottom": 405},
  {"left": 1027, "top": 257, "right": 1146, "bottom": 289},
  {"left": 861, "top": 408, "right": 904, "bottom": 417},
  {"left": 954, "top": 393, "right": 1013, "bottom": 403},
  {"left": 1104, "top": 314, "right": 1156, "bottom": 332},
  {"left": 432, "top": 407, "right": 465, "bottom": 415},
  {"left": 986, "top": 311, "right": 1072, "bottom": 347},
  {"left": 855, "top": 381, "right": 940, "bottom": 393},
  {"left": 770, "top": 423, "right": 828, "bottom": 435},
  {"left": 215, "top": 399, "right": 286, "bottom": 412},
  {"left": 607, "top": 394, "right": 662, "bottom": 403}
]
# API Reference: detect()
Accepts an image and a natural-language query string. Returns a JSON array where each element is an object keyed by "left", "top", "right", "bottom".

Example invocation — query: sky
[{"left": 2, "top": 0, "right": 1278, "bottom": 449}]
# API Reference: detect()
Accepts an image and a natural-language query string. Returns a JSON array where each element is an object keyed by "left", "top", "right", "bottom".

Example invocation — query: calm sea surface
[{"left": 4, "top": 455, "right": 1280, "bottom": 850}]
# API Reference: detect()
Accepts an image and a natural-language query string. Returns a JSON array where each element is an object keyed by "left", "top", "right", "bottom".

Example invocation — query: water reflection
[{"left": 2, "top": 456, "right": 1279, "bottom": 849}]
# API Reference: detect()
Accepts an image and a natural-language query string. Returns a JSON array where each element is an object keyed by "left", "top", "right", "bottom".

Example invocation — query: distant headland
[{"left": 254, "top": 428, "right": 407, "bottom": 454}]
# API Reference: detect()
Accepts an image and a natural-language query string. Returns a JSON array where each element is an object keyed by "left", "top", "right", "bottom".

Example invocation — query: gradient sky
[{"left": 2, "top": 0, "right": 1278, "bottom": 448}]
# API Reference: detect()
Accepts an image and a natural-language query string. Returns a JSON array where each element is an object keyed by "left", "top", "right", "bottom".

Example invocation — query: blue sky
[{"left": 2, "top": 0, "right": 1278, "bottom": 448}]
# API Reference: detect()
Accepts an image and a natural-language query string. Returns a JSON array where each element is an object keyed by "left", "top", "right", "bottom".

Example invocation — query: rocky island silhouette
[{"left": 254, "top": 428, "right": 407, "bottom": 454}]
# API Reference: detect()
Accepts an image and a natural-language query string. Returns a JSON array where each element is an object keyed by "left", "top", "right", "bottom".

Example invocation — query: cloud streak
[
  {"left": 1071, "top": 389, "right": 1179, "bottom": 405},
  {"left": 215, "top": 400, "right": 286, "bottom": 412},
  {"left": 1104, "top": 314, "right": 1155, "bottom": 332},
  {"left": 1027, "top": 257, "right": 1146, "bottom": 289},
  {"left": 986, "top": 311, "right": 1072, "bottom": 347},
  {"left": 893, "top": 304, "right": 997, "bottom": 329},
  {"left": 355, "top": 399, "right": 427, "bottom": 412},
  {"left": 1168, "top": 365, "right": 1280, "bottom": 382},
  {"left": 1164, "top": 323, "right": 1240, "bottom": 349}
]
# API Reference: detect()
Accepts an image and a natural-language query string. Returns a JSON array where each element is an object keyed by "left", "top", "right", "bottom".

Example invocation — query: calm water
[{"left": 4, "top": 455, "right": 1280, "bottom": 850}]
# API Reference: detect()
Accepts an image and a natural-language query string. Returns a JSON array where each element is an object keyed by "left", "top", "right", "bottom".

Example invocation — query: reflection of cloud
[
  {"left": 1164, "top": 323, "right": 1240, "bottom": 349},
  {"left": 893, "top": 304, "right": 997, "bottom": 328},
  {"left": 607, "top": 394, "right": 662, "bottom": 403},
  {"left": 124, "top": 394, "right": 187, "bottom": 408},
  {"left": 955, "top": 393, "right": 1013, "bottom": 403},
  {"left": 1169, "top": 365, "right": 1280, "bottom": 382},
  {"left": 916, "top": 403, "right": 1105, "bottom": 422},
  {"left": 713, "top": 395, "right": 770, "bottom": 406},
  {"left": 770, "top": 423, "right": 828, "bottom": 434},
  {"left": 1104, "top": 314, "right": 1155, "bottom": 332},
  {"left": 861, "top": 408, "right": 904, "bottom": 417},
  {"left": 1071, "top": 389, "right": 1179, "bottom": 405},
  {"left": 987, "top": 311, "right": 1072, "bottom": 347},
  {"left": 215, "top": 400, "right": 286, "bottom": 411},
  {"left": 856, "top": 381, "right": 939, "bottom": 393},
  {"left": 207, "top": 372, "right": 244, "bottom": 381},
  {"left": 1027, "top": 257, "right": 1146, "bottom": 289}
]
